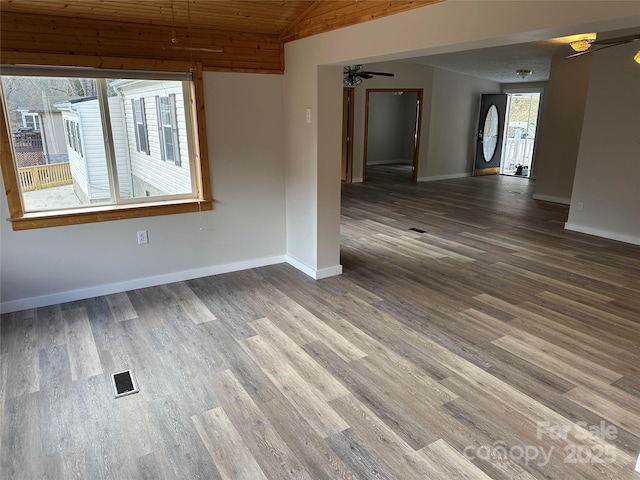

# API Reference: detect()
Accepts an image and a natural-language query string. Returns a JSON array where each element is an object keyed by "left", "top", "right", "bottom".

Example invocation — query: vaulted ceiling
[{"left": 0, "top": 0, "right": 442, "bottom": 73}]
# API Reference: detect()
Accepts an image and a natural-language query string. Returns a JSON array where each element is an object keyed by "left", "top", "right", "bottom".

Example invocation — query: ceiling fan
[
  {"left": 344, "top": 65, "right": 395, "bottom": 86},
  {"left": 566, "top": 33, "right": 640, "bottom": 58}
]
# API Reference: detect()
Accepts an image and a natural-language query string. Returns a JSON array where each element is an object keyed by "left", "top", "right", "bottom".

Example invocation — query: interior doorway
[
  {"left": 500, "top": 92, "right": 541, "bottom": 177},
  {"left": 363, "top": 89, "right": 422, "bottom": 183}
]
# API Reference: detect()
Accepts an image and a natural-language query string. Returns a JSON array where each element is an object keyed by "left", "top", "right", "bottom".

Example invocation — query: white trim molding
[
  {"left": 532, "top": 193, "right": 571, "bottom": 205},
  {"left": 0, "top": 255, "right": 286, "bottom": 314},
  {"left": 564, "top": 223, "right": 640, "bottom": 246},
  {"left": 286, "top": 255, "right": 343, "bottom": 280},
  {"left": 417, "top": 173, "right": 471, "bottom": 182}
]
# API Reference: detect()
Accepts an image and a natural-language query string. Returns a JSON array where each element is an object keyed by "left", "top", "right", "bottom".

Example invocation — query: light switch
[{"left": 305, "top": 108, "right": 311, "bottom": 123}]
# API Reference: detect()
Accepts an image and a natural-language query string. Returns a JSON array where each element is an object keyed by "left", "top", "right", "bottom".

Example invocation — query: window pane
[
  {"left": 107, "top": 79, "right": 192, "bottom": 200},
  {"left": 1, "top": 76, "right": 112, "bottom": 212}
]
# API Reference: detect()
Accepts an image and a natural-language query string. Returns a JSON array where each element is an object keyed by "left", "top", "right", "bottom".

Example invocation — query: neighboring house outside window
[
  {"left": 156, "top": 94, "right": 181, "bottom": 166},
  {"left": 132, "top": 98, "right": 149, "bottom": 155},
  {"left": 21, "top": 112, "right": 40, "bottom": 130}
]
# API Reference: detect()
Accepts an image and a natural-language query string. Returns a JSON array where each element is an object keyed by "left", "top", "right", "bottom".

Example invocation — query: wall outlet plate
[{"left": 137, "top": 230, "right": 148, "bottom": 245}]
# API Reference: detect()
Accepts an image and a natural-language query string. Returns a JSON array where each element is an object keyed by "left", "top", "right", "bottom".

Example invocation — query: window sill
[{"left": 8, "top": 198, "right": 214, "bottom": 230}]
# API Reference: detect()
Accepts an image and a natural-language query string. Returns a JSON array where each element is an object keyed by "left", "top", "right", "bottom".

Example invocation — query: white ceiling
[
  {"left": 403, "top": 27, "right": 640, "bottom": 84},
  {"left": 404, "top": 38, "right": 566, "bottom": 84}
]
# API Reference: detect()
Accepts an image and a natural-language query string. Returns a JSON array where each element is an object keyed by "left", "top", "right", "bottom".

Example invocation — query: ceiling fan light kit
[
  {"left": 516, "top": 69, "right": 532, "bottom": 80},
  {"left": 565, "top": 32, "right": 640, "bottom": 61},
  {"left": 569, "top": 33, "right": 597, "bottom": 52},
  {"left": 635, "top": 51, "right": 640, "bottom": 65}
]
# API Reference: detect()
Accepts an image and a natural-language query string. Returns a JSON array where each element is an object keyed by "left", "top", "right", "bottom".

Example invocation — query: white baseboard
[
  {"left": 564, "top": 223, "right": 640, "bottom": 246},
  {"left": 635, "top": 453, "right": 640, "bottom": 472},
  {"left": 417, "top": 173, "right": 471, "bottom": 182},
  {"left": 286, "top": 255, "right": 343, "bottom": 280},
  {"left": 532, "top": 193, "right": 571, "bottom": 205},
  {"left": 0, "top": 255, "right": 286, "bottom": 314}
]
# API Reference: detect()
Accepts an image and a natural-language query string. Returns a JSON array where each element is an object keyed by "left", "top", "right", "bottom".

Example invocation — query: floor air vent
[
  {"left": 112, "top": 369, "right": 139, "bottom": 398},
  {"left": 409, "top": 227, "right": 426, "bottom": 233}
]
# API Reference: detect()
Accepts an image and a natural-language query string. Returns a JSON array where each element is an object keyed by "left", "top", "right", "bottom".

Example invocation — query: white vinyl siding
[
  {"left": 62, "top": 110, "right": 88, "bottom": 197},
  {"left": 118, "top": 81, "right": 191, "bottom": 195},
  {"left": 66, "top": 97, "right": 130, "bottom": 201}
]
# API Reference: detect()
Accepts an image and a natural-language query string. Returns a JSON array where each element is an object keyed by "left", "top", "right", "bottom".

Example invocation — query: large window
[{"left": 0, "top": 65, "right": 212, "bottom": 230}]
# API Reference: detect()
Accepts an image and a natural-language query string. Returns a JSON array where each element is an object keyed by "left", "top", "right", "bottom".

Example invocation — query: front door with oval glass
[{"left": 474, "top": 94, "right": 507, "bottom": 176}]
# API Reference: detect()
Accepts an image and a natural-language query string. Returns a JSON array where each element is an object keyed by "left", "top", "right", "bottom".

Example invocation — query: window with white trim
[
  {"left": 0, "top": 66, "right": 210, "bottom": 227},
  {"left": 157, "top": 94, "right": 180, "bottom": 166},
  {"left": 132, "top": 97, "right": 149, "bottom": 155},
  {"left": 21, "top": 112, "right": 40, "bottom": 131}
]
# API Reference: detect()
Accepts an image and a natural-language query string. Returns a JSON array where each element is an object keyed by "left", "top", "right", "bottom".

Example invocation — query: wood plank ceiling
[{"left": 0, "top": 0, "right": 442, "bottom": 73}]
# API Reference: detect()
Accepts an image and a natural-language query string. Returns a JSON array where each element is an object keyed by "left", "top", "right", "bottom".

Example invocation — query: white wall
[
  {"left": 366, "top": 91, "right": 415, "bottom": 166},
  {"left": 0, "top": 72, "right": 286, "bottom": 312},
  {"left": 565, "top": 40, "right": 640, "bottom": 245},
  {"left": 533, "top": 53, "right": 592, "bottom": 204},
  {"left": 423, "top": 68, "right": 501, "bottom": 181}
]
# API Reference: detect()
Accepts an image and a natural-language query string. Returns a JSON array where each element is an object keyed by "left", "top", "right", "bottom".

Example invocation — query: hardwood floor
[{"left": 2, "top": 172, "right": 639, "bottom": 479}]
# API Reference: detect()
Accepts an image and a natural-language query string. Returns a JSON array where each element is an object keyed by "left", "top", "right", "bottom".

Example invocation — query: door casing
[{"left": 363, "top": 88, "right": 423, "bottom": 182}]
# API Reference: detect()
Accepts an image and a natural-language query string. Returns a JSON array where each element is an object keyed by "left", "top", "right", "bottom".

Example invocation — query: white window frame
[{"left": 22, "top": 112, "right": 40, "bottom": 131}]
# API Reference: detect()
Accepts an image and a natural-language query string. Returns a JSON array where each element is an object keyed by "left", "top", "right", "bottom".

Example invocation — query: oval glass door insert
[{"left": 482, "top": 105, "right": 499, "bottom": 162}]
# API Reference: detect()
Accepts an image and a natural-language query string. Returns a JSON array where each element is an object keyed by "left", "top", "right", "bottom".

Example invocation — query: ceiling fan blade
[
  {"left": 593, "top": 34, "right": 640, "bottom": 45},
  {"left": 359, "top": 73, "right": 373, "bottom": 79},
  {"left": 565, "top": 42, "right": 624, "bottom": 59},
  {"left": 360, "top": 71, "right": 395, "bottom": 77}
]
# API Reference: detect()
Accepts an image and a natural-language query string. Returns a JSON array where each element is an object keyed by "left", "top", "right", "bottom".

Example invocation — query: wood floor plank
[
  {"left": 248, "top": 317, "right": 352, "bottom": 401},
  {"left": 240, "top": 331, "right": 350, "bottom": 437},
  {"left": 135, "top": 449, "right": 177, "bottom": 480},
  {"left": 422, "top": 439, "right": 493, "bottom": 480},
  {"left": 161, "top": 281, "right": 216, "bottom": 324},
  {"left": 37, "top": 344, "right": 81, "bottom": 454},
  {"left": 105, "top": 292, "right": 138, "bottom": 322},
  {"left": 149, "top": 396, "right": 223, "bottom": 480},
  {"left": 62, "top": 307, "right": 103, "bottom": 381},
  {"left": 326, "top": 428, "right": 401, "bottom": 480},
  {"left": 260, "top": 396, "right": 355, "bottom": 480},
  {"left": 36, "top": 304, "right": 65, "bottom": 348},
  {"left": 209, "top": 369, "right": 313, "bottom": 479},
  {"left": 564, "top": 387, "right": 640, "bottom": 438},
  {"left": 3, "top": 311, "right": 40, "bottom": 399},
  {"left": 192, "top": 407, "right": 268, "bottom": 480},
  {"left": 492, "top": 334, "right": 622, "bottom": 388},
  {"left": 329, "top": 394, "right": 451, "bottom": 480},
  {"left": 1, "top": 393, "right": 43, "bottom": 480}
]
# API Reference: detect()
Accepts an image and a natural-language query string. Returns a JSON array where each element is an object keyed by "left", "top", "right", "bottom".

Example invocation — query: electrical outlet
[
  {"left": 137, "top": 230, "right": 148, "bottom": 245},
  {"left": 577, "top": 202, "right": 584, "bottom": 211}
]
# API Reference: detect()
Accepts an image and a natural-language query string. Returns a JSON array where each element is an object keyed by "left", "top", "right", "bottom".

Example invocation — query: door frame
[
  {"left": 341, "top": 87, "right": 355, "bottom": 182},
  {"left": 500, "top": 87, "right": 545, "bottom": 178},
  {"left": 363, "top": 88, "right": 423, "bottom": 182}
]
